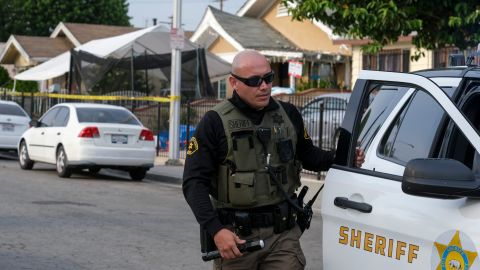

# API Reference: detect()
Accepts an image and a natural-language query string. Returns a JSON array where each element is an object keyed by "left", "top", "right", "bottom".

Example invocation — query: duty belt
[{"left": 217, "top": 209, "right": 275, "bottom": 228}]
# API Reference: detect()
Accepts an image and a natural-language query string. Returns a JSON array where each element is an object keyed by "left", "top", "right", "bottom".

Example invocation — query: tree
[
  {"left": 283, "top": 0, "right": 480, "bottom": 59},
  {"left": 0, "top": 65, "right": 9, "bottom": 86},
  {"left": 0, "top": 0, "right": 130, "bottom": 41},
  {"left": 0, "top": 66, "right": 38, "bottom": 92}
]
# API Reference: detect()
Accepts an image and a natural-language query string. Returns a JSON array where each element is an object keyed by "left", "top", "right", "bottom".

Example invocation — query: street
[{"left": 0, "top": 158, "right": 323, "bottom": 270}]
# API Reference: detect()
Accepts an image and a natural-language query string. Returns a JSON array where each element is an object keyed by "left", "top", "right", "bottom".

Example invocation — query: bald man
[{"left": 183, "top": 50, "right": 355, "bottom": 269}]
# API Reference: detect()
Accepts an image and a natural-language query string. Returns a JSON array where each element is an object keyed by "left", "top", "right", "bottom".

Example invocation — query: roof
[
  {"left": 51, "top": 22, "right": 140, "bottom": 46},
  {"left": 333, "top": 36, "right": 413, "bottom": 46},
  {"left": 0, "top": 35, "right": 72, "bottom": 64},
  {"left": 208, "top": 6, "right": 297, "bottom": 51},
  {"left": 236, "top": 0, "right": 274, "bottom": 17},
  {"left": 13, "top": 35, "right": 71, "bottom": 59},
  {"left": 58, "top": 102, "right": 129, "bottom": 109}
]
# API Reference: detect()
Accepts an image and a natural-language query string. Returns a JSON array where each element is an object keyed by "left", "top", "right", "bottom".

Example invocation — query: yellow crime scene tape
[{"left": 3, "top": 91, "right": 178, "bottom": 103}]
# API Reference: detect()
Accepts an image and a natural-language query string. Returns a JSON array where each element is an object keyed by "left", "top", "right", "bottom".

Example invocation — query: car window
[
  {"left": 301, "top": 100, "right": 321, "bottom": 116},
  {"left": 358, "top": 85, "right": 408, "bottom": 152},
  {"left": 324, "top": 98, "right": 347, "bottom": 110},
  {"left": 378, "top": 90, "right": 446, "bottom": 165},
  {"left": 302, "top": 97, "right": 348, "bottom": 114},
  {"left": 76, "top": 108, "right": 141, "bottom": 125},
  {"left": 53, "top": 107, "right": 70, "bottom": 127},
  {"left": 0, "top": 103, "right": 27, "bottom": 117},
  {"left": 40, "top": 108, "right": 60, "bottom": 127}
]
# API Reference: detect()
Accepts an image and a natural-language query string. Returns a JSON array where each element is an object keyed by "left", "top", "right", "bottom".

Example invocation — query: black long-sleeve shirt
[{"left": 182, "top": 92, "right": 334, "bottom": 237}]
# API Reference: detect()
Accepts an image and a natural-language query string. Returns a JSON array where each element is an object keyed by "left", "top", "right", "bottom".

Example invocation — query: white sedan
[
  {"left": 18, "top": 103, "right": 155, "bottom": 180},
  {"left": 0, "top": 100, "right": 30, "bottom": 151}
]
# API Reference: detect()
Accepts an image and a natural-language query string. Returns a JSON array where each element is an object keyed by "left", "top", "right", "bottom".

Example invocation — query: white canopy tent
[
  {"left": 15, "top": 25, "right": 165, "bottom": 82},
  {"left": 15, "top": 24, "right": 230, "bottom": 97}
]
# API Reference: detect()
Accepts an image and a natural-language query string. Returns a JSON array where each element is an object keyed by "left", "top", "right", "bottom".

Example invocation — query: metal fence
[{"left": 1, "top": 88, "right": 348, "bottom": 178}]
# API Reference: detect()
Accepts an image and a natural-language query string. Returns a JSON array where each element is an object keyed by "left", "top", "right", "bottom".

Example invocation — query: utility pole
[
  {"left": 166, "top": 0, "right": 182, "bottom": 166},
  {"left": 213, "top": 0, "right": 226, "bottom": 11}
]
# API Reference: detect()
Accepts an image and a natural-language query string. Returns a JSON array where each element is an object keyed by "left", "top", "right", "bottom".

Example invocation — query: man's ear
[{"left": 228, "top": 76, "right": 237, "bottom": 89}]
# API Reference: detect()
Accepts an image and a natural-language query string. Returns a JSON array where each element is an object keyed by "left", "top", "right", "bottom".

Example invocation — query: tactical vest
[{"left": 212, "top": 100, "right": 302, "bottom": 209}]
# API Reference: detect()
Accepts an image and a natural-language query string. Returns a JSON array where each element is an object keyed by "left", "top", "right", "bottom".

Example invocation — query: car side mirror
[
  {"left": 402, "top": 158, "right": 480, "bottom": 198},
  {"left": 29, "top": 119, "right": 40, "bottom": 128}
]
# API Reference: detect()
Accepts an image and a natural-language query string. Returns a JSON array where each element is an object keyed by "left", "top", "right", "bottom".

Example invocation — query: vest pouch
[
  {"left": 232, "top": 134, "right": 257, "bottom": 171},
  {"left": 228, "top": 172, "right": 256, "bottom": 207},
  {"left": 276, "top": 139, "right": 294, "bottom": 162}
]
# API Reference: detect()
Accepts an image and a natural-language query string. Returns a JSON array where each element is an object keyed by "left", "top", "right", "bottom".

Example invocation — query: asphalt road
[{"left": 0, "top": 158, "right": 323, "bottom": 270}]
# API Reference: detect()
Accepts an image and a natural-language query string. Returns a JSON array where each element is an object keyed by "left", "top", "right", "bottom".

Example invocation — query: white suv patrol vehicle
[{"left": 322, "top": 66, "right": 480, "bottom": 269}]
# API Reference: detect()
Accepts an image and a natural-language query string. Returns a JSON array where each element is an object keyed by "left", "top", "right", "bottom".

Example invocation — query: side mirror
[
  {"left": 29, "top": 119, "right": 40, "bottom": 128},
  {"left": 402, "top": 158, "right": 480, "bottom": 198}
]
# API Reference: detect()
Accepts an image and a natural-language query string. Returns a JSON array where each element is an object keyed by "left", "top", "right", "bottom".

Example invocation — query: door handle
[
  {"left": 41, "top": 132, "right": 45, "bottom": 135},
  {"left": 334, "top": 197, "right": 372, "bottom": 213},
  {"left": 57, "top": 132, "right": 61, "bottom": 135}
]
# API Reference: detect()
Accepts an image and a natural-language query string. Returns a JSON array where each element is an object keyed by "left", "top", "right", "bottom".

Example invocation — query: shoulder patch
[
  {"left": 304, "top": 127, "right": 311, "bottom": 140},
  {"left": 187, "top": 137, "right": 199, "bottom": 155}
]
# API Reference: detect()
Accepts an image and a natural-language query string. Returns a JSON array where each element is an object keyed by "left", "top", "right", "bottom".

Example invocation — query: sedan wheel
[
  {"left": 56, "top": 146, "right": 72, "bottom": 178},
  {"left": 19, "top": 140, "right": 34, "bottom": 170},
  {"left": 129, "top": 168, "right": 147, "bottom": 181}
]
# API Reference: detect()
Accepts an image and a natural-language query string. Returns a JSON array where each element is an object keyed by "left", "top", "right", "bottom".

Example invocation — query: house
[
  {"left": 191, "top": 0, "right": 351, "bottom": 98},
  {"left": 0, "top": 22, "right": 139, "bottom": 86},
  {"left": 334, "top": 36, "right": 477, "bottom": 86}
]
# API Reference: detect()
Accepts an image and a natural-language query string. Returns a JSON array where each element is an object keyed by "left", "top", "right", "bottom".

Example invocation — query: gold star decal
[
  {"left": 187, "top": 137, "right": 198, "bottom": 156},
  {"left": 434, "top": 230, "right": 478, "bottom": 270}
]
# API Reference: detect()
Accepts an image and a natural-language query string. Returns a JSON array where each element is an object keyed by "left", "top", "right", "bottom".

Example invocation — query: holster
[
  {"left": 273, "top": 201, "right": 296, "bottom": 234},
  {"left": 234, "top": 211, "right": 252, "bottom": 237}
]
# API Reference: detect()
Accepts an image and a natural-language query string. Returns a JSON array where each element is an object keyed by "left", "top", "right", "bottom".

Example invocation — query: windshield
[
  {"left": 0, "top": 103, "right": 28, "bottom": 116},
  {"left": 76, "top": 108, "right": 141, "bottom": 125}
]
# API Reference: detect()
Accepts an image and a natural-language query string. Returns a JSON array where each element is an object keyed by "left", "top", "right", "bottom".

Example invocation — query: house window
[
  {"left": 433, "top": 47, "right": 477, "bottom": 68},
  {"left": 218, "top": 79, "right": 226, "bottom": 99},
  {"left": 363, "top": 49, "right": 410, "bottom": 72}
]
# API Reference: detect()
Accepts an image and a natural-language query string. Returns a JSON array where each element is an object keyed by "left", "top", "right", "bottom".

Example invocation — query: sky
[{"left": 127, "top": 0, "right": 247, "bottom": 31}]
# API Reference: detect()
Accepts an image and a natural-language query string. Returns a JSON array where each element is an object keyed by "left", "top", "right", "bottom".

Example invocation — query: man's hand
[
  {"left": 355, "top": 148, "right": 365, "bottom": 168},
  {"left": 213, "top": 228, "right": 246, "bottom": 260}
]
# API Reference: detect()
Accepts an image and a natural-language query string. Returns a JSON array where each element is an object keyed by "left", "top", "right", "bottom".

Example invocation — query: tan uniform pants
[{"left": 213, "top": 224, "right": 306, "bottom": 270}]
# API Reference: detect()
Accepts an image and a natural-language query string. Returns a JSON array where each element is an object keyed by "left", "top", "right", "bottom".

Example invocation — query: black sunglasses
[{"left": 231, "top": 71, "right": 275, "bottom": 87}]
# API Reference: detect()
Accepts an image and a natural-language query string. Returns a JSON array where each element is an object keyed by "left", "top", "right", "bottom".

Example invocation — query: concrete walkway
[{"left": 147, "top": 156, "right": 324, "bottom": 213}]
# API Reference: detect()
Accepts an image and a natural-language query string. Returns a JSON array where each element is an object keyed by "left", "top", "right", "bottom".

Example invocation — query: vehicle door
[
  {"left": 322, "top": 71, "right": 480, "bottom": 270},
  {"left": 27, "top": 107, "right": 60, "bottom": 160},
  {"left": 42, "top": 106, "right": 69, "bottom": 163}
]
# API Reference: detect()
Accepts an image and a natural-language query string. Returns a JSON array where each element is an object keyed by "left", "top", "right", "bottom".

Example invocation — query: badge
[
  {"left": 272, "top": 113, "right": 284, "bottom": 124},
  {"left": 187, "top": 137, "right": 198, "bottom": 155},
  {"left": 432, "top": 230, "right": 479, "bottom": 270}
]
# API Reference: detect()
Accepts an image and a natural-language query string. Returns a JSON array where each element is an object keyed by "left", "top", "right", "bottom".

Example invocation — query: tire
[
  {"left": 56, "top": 146, "right": 72, "bottom": 178},
  {"left": 88, "top": 168, "right": 101, "bottom": 175},
  {"left": 129, "top": 168, "right": 147, "bottom": 181},
  {"left": 19, "top": 140, "right": 34, "bottom": 170}
]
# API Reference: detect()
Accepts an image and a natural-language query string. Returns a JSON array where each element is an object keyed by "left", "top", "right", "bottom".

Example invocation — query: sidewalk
[{"left": 146, "top": 156, "right": 324, "bottom": 213}]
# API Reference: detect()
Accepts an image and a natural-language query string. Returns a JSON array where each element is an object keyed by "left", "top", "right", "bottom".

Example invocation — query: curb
[{"left": 145, "top": 172, "right": 182, "bottom": 185}]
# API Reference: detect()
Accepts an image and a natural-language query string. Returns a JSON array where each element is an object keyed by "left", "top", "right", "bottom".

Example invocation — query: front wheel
[
  {"left": 19, "top": 140, "right": 34, "bottom": 170},
  {"left": 56, "top": 146, "right": 72, "bottom": 178},
  {"left": 129, "top": 168, "right": 147, "bottom": 181}
]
